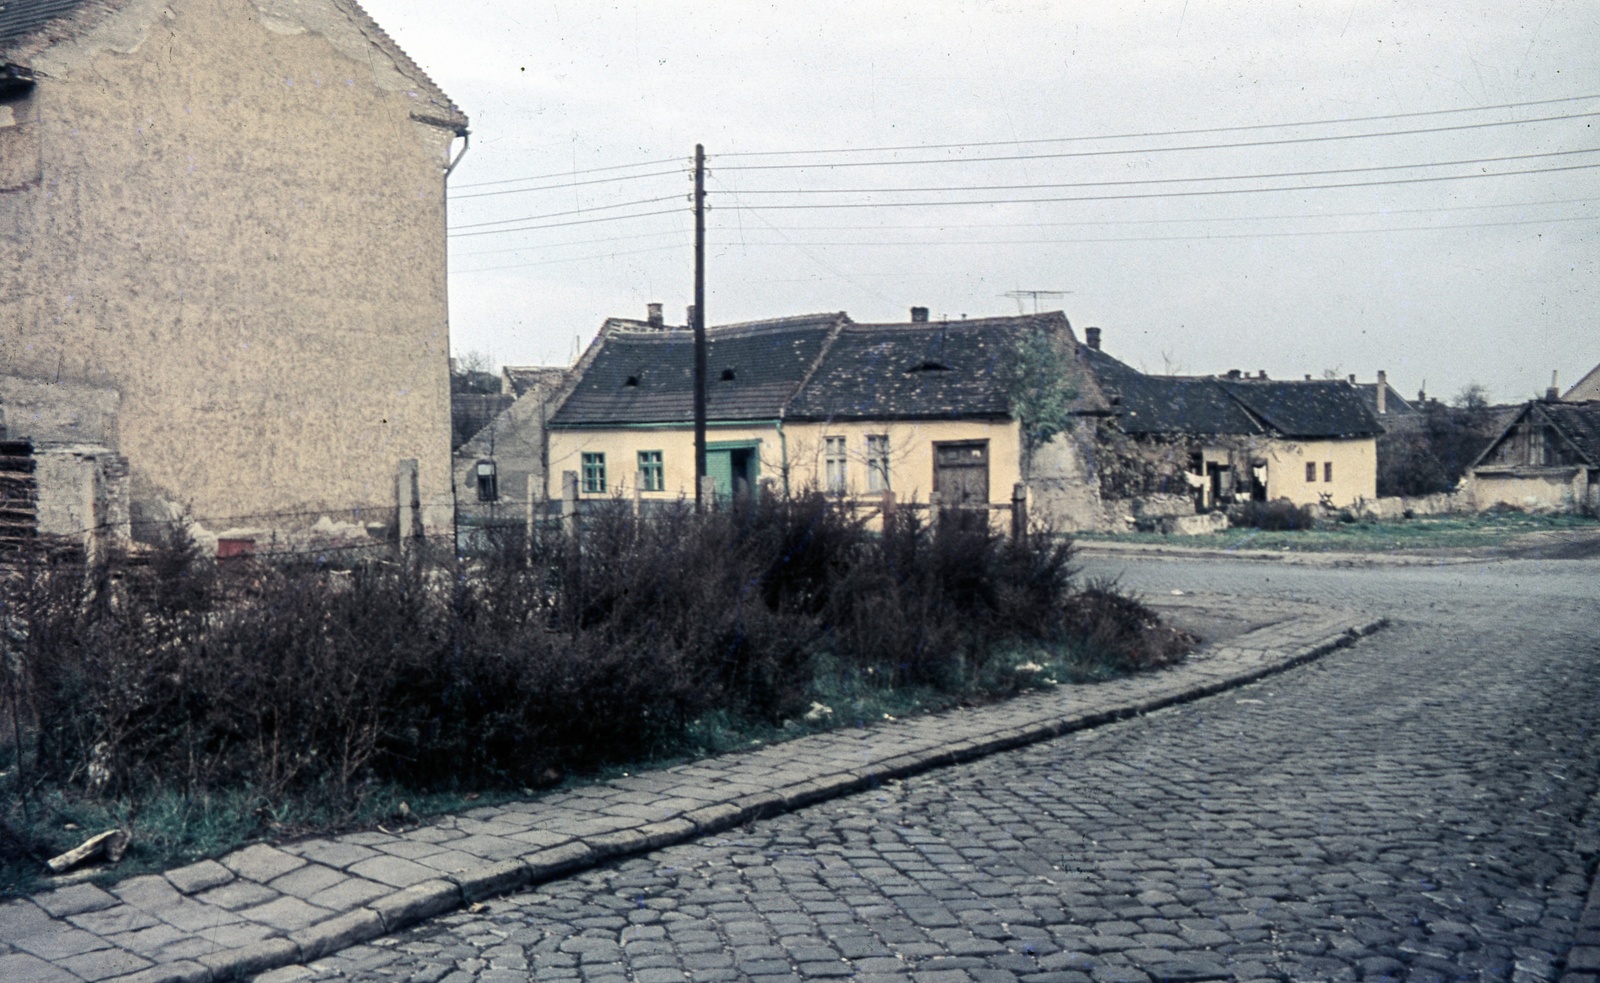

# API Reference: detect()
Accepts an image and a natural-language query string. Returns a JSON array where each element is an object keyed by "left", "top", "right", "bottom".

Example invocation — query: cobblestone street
[{"left": 273, "top": 557, "right": 1600, "bottom": 983}]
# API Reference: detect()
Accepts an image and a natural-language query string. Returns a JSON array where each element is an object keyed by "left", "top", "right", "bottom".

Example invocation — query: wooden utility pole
[{"left": 693, "top": 144, "right": 708, "bottom": 512}]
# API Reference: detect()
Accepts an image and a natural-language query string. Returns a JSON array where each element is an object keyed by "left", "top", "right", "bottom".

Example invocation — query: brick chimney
[
  {"left": 686, "top": 305, "right": 697, "bottom": 330},
  {"left": 910, "top": 306, "right": 929, "bottom": 323},
  {"left": 1226, "top": 369, "right": 1242, "bottom": 380},
  {"left": 1546, "top": 370, "right": 1561, "bottom": 402},
  {"left": 1376, "top": 370, "right": 1387, "bottom": 414},
  {"left": 646, "top": 303, "right": 664, "bottom": 328},
  {"left": 1257, "top": 370, "right": 1267, "bottom": 380},
  {"left": 1084, "top": 327, "right": 1101, "bottom": 350}
]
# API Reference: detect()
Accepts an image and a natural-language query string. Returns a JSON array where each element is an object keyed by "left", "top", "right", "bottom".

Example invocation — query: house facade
[
  {"left": 1467, "top": 399, "right": 1599, "bottom": 513},
  {"left": 1074, "top": 334, "right": 1382, "bottom": 520},
  {"left": 544, "top": 311, "right": 1070, "bottom": 516},
  {"left": 0, "top": 0, "right": 466, "bottom": 546}
]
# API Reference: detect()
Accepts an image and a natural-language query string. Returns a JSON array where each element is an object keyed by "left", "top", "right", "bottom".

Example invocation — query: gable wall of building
[{"left": 0, "top": 0, "right": 457, "bottom": 539}]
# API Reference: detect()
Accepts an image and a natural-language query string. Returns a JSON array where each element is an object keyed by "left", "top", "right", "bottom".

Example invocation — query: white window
[
  {"left": 824, "top": 436, "right": 847, "bottom": 492},
  {"left": 866, "top": 435, "right": 890, "bottom": 492}
]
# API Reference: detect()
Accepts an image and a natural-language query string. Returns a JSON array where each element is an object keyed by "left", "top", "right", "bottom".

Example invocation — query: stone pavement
[
  {"left": 258, "top": 556, "right": 1600, "bottom": 983},
  {"left": 0, "top": 596, "right": 1382, "bottom": 983}
]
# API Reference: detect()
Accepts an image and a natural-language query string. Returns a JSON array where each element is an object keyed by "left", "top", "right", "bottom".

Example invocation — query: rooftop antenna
[{"left": 1002, "top": 289, "right": 1071, "bottom": 314}]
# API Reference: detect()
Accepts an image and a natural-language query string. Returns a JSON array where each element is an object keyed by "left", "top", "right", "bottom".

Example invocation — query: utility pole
[{"left": 693, "top": 144, "right": 707, "bottom": 512}]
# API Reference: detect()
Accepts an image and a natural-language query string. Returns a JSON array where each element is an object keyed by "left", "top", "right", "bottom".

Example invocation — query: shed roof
[
  {"left": 786, "top": 313, "right": 1068, "bottom": 422},
  {"left": 1079, "top": 348, "right": 1382, "bottom": 439},
  {"left": 0, "top": 0, "right": 467, "bottom": 132},
  {"left": 548, "top": 314, "right": 847, "bottom": 427},
  {"left": 1564, "top": 361, "right": 1600, "bottom": 402}
]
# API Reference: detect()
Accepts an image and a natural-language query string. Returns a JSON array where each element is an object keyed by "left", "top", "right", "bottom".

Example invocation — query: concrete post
[
  {"left": 1011, "top": 482, "right": 1029, "bottom": 542},
  {"left": 699, "top": 476, "right": 718, "bottom": 511},
  {"left": 634, "top": 471, "right": 645, "bottom": 519},
  {"left": 561, "top": 470, "right": 580, "bottom": 539},
  {"left": 880, "top": 489, "right": 896, "bottom": 536},
  {"left": 525, "top": 479, "right": 538, "bottom": 555}
]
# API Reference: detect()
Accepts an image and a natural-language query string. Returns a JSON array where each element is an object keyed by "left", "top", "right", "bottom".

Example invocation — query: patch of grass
[{"left": 1079, "top": 510, "right": 1599, "bottom": 553}]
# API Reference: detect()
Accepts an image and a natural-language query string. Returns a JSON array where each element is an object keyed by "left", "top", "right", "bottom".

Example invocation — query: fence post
[
  {"left": 396, "top": 459, "right": 421, "bottom": 558},
  {"left": 634, "top": 471, "right": 645, "bottom": 519},
  {"left": 525, "top": 477, "right": 538, "bottom": 556},
  {"left": 880, "top": 489, "right": 896, "bottom": 536},
  {"left": 561, "top": 470, "right": 580, "bottom": 539},
  {"left": 1011, "top": 482, "right": 1028, "bottom": 542},
  {"left": 699, "top": 476, "right": 718, "bottom": 511}
]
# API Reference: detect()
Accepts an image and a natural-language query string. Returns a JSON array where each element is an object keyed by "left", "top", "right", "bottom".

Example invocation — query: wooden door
[{"left": 933, "top": 441, "right": 989, "bottom": 505}]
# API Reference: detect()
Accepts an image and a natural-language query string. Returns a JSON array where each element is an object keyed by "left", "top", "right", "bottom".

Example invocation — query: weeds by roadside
[{"left": 0, "top": 493, "right": 1190, "bottom": 895}]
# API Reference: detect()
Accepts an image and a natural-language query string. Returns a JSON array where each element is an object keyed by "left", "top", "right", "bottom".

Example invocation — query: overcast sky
[{"left": 360, "top": 0, "right": 1599, "bottom": 404}]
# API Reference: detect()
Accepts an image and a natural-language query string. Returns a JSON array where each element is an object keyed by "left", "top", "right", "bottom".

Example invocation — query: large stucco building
[{"left": 0, "top": 0, "right": 466, "bottom": 546}]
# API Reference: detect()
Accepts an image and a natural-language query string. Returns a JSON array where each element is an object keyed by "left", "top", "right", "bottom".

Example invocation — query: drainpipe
[
  {"left": 445, "top": 130, "right": 470, "bottom": 178},
  {"left": 776, "top": 419, "right": 789, "bottom": 498}
]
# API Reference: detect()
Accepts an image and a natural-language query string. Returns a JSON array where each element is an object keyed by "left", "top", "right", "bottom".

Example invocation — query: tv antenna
[{"left": 1002, "top": 289, "right": 1071, "bottom": 314}]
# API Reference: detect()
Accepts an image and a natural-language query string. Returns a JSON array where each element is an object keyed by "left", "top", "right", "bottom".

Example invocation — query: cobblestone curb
[
  {"left": 0, "top": 607, "right": 1385, "bottom": 983},
  {"left": 1558, "top": 788, "right": 1600, "bottom": 983}
]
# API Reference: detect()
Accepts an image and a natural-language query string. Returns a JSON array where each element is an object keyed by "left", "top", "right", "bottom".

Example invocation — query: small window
[
  {"left": 638, "top": 450, "right": 664, "bottom": 492},
  {"left": 581, "top": 452, "right": 607, "bottom": 493},
  {"left": 824, "top": 436, "right": 848, "bottom": 492},
  {"left": 624, "top": 375, "right": 639, "bottom": 387},
  {"left": 866, "top": 435, "right": 890, "bottom": 492},
  {"left": 475, "top": 460, "right": 498, "bottom": 502},
  {"left": 1324, "top": 461, "right": 1333, "bottom": 483},
  {"left": 1305, "top": 462, "right": 1317, "bottom": 483},
  {"left": 906, "top": 360, "right": 951, "bottom": 373},
  {"left": 720, "top": 367, "right": 736, "bottom": 381}
]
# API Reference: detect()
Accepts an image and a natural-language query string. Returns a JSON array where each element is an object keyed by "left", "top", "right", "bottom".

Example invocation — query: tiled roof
[
  {"left": 1541, "top": 401, "right": 1600, "bottom": 465},
  {"left": 1220, "top": 380, "right": 1385, "bottom": 439},
  {"left": 786, "top": 313, "right": 1068, "bottom": 422},
  {"left": 1079, "top": 349, "right": 1382, "bottom": 439},
  {"left": 548, "top": 315, "right": 847, "bottom": 427},
  {"left": 1353, "top": 382, "right": 1418, "bottom": 419},
  {"left": 0, "top": 0, "right": 466, "bottom": 132},
  {"left": 1080, "top": 349, "right": 1263, "bottom": 436}
]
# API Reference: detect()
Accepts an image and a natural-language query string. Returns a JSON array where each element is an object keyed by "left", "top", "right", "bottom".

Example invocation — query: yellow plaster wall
[
  {"left": 1264, "top": 438, "right": 1376, "bottom": 507},
  {"left": 0, "top": 0, "right": 458, "bottom": 536},
  {"left": 1469, "top": 470, "right": 1585, "bottom": 511},
  {"left": 547, "top": 418, "right": 1023, "bottom": 505}
]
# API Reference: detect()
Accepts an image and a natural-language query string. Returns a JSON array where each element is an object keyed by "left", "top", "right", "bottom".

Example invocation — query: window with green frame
[
  {"left": 637, "top": 450, "right": 664, "bottom": 492},
  {"left": 581, "top": 452, "right": 606, "bottom": 493}
]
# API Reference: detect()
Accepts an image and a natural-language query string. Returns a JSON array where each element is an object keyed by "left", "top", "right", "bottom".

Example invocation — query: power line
[
  {"left": 448, "top": 207, "right": 686, "bottom": 239},
  {"left": 720, "top": 160, "right": 1600, "bottom": 210},
  {"left": 714, "top": 196, "right": 1598, "bottom": 233},
  {"left": 453, "top": 195, "right": 685, "bottom": 231},
  {"left": 701, "top": 213, "right": 1600, "bottom": 248},
  {"left": 451, "top": 244, "right": 685, "bottom": 275},
  {"left": 717, "top": 113, "right": 1600, "bottom": 173},
  {"left": 722, "top": 148, "right": 1600, "bottom": 196},
  {"left": 451, "top": 156, "right": 686, "bottom": 190},
  {"left": 454, "top": 228, "right": 685, "bottom": 259},
  {"left": 449, "top": 168, "right": 688, "bottom": 200},
  {"left": 715, "top": 93, "right": 1600, "bottom": 158}
]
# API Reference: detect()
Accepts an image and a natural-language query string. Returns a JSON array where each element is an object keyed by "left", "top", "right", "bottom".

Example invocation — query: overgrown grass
[
  {"left": 0, "top": 495, "right": 1190, "bottom": 896},
  {"left": 1078, "top": 509, "right": 1600, "bottom": 553}
]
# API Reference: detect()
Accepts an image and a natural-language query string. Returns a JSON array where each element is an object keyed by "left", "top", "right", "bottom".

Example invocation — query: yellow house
[
  {"left": 545, "top": 310, "right": 1061, "bottom": 512},
  {"left": 1076, "top": 339, "right": 1382, "bottom": 513}
]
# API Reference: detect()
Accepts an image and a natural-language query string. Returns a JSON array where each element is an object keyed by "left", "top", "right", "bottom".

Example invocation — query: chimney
[
  {"left": 1547, "top": 370, "right": 1561, "bottom": 402},
  {"left": 1304, "top": 374, "right": 1312, "bottom": 381},
  {"left": 1084, "top": 327, "right": 1101, "bottom": 350},
  {"left": 1376, "top": 370, "right": 1387, "bottom": 414},
  {"left": 1257, "top": 370, "right": 1267, "bottom": 380},
  {"left": 686, "top": 305, "right": 697, "bottom": 330},
  {"left": 1226, "top": 369, "right": 1242, "bottom": 380},
  {"left": 646, "top": 303, "right": 664, "bottom": 328},
  {"left": 910, "top": 306, "right": 929, "bottom": 323},
  {"left": 1348, "top": 374, "right": 1356, "bottom": 384}
]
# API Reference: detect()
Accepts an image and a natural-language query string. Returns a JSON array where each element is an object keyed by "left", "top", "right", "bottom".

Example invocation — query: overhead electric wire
[
  {"left": 450, "top": 168, "right": 688, "bottom": 200},
  {"left": 448, "top": 207, "right": 686, "bottom": 238},
  {"left": 451, "top": 155, "right": 686, "bottom": 189},
  {"left": 451, "top": 195, "right": 685, "bottom": 231},
  {"left": 720, "top": 160, "right": 1600, "bottom": 210},
  {"left": 454, "top": 228, "right": 686, "bottom": 259},
  {"left": 723, "top": 147, "right": 1600, "bottom": 196},
  {"left": 702, "top": 213, "right": 1600, "bottom": 249},
  {"left": 715, "top": 93, "right": 1600, "bottom": 158},
  {"left": 452, "top": 244, "right": 685, "bottom": 275},
  {"left": 716, "top": 112, "right": 1600, "bottom": 173}
]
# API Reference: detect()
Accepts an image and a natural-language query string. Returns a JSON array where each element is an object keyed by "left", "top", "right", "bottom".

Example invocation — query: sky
[{"left": 359, "top": 0, "right": 1600, "bottom": 405}]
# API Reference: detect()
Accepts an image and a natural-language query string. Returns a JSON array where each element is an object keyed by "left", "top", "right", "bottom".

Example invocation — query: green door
[
  {"left": 705, "top": 440, "right": 761, "bottom": 499},
  {"left": 705, "top": 450, "right": 734, "bottom": 498}
]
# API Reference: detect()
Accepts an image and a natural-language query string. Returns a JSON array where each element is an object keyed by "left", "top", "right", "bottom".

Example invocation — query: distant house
[
  {"left": 1349, "top": 371, "right": 1420, "bottom": 432},
  {"left": 544, "top": 308, "right": 1086, "bottom": 519},
  {"left": 0, "top": 0, "right": 467, "bottom": 547},
  {"left": 1564, "top": 362, "right": 1600, "bottom": 402},
  {"left": 453, "top": 366, "right": 569, "bottom": 529},
  {"left": 1467, "top": 399, "right": 1599, "bottom": 513},
  {"left": 1075, "top": 333, "right": 1383, "bottom": 514}
]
